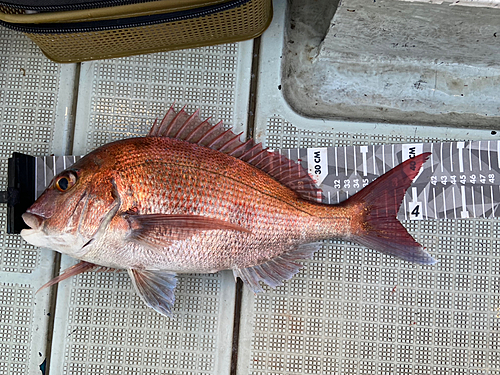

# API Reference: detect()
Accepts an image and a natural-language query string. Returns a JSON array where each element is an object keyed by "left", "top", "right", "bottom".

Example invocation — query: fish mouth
[
  {"left": 22, "top": 212, "right": 44, "bottom": 230},
  {"left": 20, "top": 212, "right": 47, "bottom": 247},
  {"left": 21, "top": 211, "right": 90, "bottom": 255}
]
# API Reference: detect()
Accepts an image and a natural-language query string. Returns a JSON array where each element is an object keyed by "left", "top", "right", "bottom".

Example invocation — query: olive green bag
[{"left": 0, "top": 0, "right": 272, "bottom": 63}]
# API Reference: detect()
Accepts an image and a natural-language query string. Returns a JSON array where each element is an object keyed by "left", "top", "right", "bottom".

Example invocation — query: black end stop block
[{"left": 1, "top": 153, "right": 36, "bottom": 234}]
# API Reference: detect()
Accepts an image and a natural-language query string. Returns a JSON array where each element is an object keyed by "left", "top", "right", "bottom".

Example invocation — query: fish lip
[{"left": 22, "top": 212, "right": 44, "bottom": 230}]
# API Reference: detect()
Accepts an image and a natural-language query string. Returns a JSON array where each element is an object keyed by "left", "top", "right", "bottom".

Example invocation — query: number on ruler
[{"left": 409, "top": 201, "right": 423, "bottom": 220}]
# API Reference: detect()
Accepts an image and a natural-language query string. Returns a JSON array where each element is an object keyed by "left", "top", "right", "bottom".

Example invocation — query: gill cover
[{"left": 21, "top": 159, "right": 119, "bottom": 258}]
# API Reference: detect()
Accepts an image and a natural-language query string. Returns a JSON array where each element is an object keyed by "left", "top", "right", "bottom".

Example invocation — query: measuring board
[
  {"left": 286, "top": 140, "right": 500, "bottom": 220},
  {"left": 23, "top": 140, "right": 500, "bottom": 230}
]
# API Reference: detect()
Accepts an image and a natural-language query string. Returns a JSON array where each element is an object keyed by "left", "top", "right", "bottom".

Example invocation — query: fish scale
[
  {"left": 72, "top": 138, "right": 324, "bottom": 272},
  {"left": 21, "top": 106, "right": 434, "bottom": 317}
]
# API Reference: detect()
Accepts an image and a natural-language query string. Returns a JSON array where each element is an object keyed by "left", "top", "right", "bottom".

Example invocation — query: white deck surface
[{"left": 0, "top": 1, "right": 499, "bottom": 374}]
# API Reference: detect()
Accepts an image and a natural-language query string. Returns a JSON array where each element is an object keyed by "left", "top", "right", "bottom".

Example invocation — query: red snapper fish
[{"left": 21, "top": 106, "right": 434, "bottom": 317}]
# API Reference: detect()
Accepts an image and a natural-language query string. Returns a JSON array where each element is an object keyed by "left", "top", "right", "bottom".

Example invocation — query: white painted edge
[
  {"left": 47, "top": 255, "right": 77, "bottom": 375},
  {"left": 232, "top": 40, "right": 253, "bottom": 135},
  {"left": 52, "top": 64, "right": 79, "bottom": 156},
  {"left": 236, "top": 287, "right": 256, "bottom": 375},
  {"left": 71, "top": 61, "right": 95, "bottom": 156}
]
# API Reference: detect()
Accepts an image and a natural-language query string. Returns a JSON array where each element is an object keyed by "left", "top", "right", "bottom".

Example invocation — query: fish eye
[{"left": 55, "top": 171, "right": 77, "bottom": 192}]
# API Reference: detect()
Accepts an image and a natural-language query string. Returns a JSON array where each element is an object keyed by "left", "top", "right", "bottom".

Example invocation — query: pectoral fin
[
  {"left": 128, "top": 269, "right": 178, "bottom": 317},
  {"left": 126, "top": 213, "right": 251, "bottom": 248}
]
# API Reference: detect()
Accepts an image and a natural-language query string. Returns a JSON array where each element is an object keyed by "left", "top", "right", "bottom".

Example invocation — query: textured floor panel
[
  {"left": 0, "top": 28, "right": 78, "bottom": 375},
  {"left": 49, "top": 41, "right": 252, "bottom": 375},
  {"left": 52, "top": 257, "right": 235, "bottom": 375},
  {"left": 73, "top": 44, "right": 249, "bottom": 154},
  {"left": 237, "top": 1, "right": 500, "bottom": 374}
]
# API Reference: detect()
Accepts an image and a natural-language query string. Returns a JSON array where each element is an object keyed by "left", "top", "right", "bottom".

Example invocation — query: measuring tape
[
  {"left": 285, "top": 141, "right": 499, "bottom": 220},
  {"left": 31, "top": 141, "right": 499, "bottom": 222}
]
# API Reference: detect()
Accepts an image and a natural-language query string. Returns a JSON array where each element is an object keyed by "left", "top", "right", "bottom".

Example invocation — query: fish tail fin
[{"left": 341, "top": 152, "right": 436, "bottom": 264}]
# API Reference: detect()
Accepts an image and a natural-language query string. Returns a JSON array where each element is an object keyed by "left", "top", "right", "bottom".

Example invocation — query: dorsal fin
[{"left": 148, "top": 105, "right": 322, "bottom": 201}]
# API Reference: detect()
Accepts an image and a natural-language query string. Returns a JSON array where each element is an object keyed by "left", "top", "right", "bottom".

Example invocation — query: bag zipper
[
  {"left": 0, "top": 0, "right": 148, "bottom": 12},
  {"left": 1, "top": 0, "right": 251, "bottom": 33}
]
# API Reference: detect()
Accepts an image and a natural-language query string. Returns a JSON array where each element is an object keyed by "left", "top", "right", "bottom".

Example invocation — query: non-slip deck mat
[
  {"left": 3, "top": 0, "right": 500, "bottom": 373},
  {"left": 237, "top": 1, "right": 500, "bottom": 373},
  {"left": 48, "top": 41, "right": 252, "bottom": 375},
  {"left": 0, "top": 27, "right": 77, "bottom": 375},
  {"left": 240, "top": 117, "right": 500, "bottom": 375}
]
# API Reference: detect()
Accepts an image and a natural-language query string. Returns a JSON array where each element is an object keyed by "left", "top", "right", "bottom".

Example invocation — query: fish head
[{"left": 21, "top": 152, "right": 119, "bottom": 258}]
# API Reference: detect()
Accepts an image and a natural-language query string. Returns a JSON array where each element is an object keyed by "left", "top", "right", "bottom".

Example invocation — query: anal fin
[
  {"left": 128, "top": 269, "right": 178, "bottom": 318},
  {"left": 233, "top": 243, "right": 321, "bottom": 293}
]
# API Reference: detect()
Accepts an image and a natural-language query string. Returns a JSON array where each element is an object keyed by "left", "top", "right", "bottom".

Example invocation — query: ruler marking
[
  {"left": 449, "top": 142, "right": 453, "bottom": 173},
  {"left": 491, "top": 186, "right": 495, "bottom": 218},
  {"left": 344, "top": 148, "right": 348, "bottom": 178},
  {"left": 442, "top": 186, "right": 447, "bottom": 219},
  {"left": 335, "top": 147, "right": 338, "bottom": 176},
  {"left": 452, "top": 186, "right": 457, "bottom": 219},
  {"left": 423, "top": 186, "right": 428, "bottom": 220},
  {"left": 481, "top": 185, "right": 485, "bottom": 218},
  {"left": 412, "top": 187, "right": 418, "bottom": 203},
  {"left": 469, "top": 142, "right": 473, "bottom": 172},
  {"left": 392, "top": 144, "right": 395, "bottom": 168},
  {"left": 472, "top": 186, "right": 476, "bottom": 218},
  {"left": 488, "top": 140, "right": 491, "bottom": 171},
  {"left": 430, "top": 143, "right": 435, "bottom": 173},
  {"left": 43, "top": 157, "right": 47, "bottom": 190},
  {"left": 433, "top": 187, "right": 437, "bottom": 219},
  {"left": 440, "top": 143, "right": 444, "bottom": 173},
  {"left": 382, "top": 145, "right": 386, "bottom": 174},
  {"left": 457, "top": 142, "right": 465, "bottom": 173},
  {"left": 461, "top": 185, "right": 468, "bottom": 218},
  {"left": 34, "top": 157, "right": 38, "bottom": 200},
  {"left": 373, "top": 145, "right": 376, "bottom": 175},
  {"left": 498, "top": 186, "right": 500, "bottom": 220},
  {"left": 479, "top": 141, "right": 482, "bottom": 171},
  {"left": 353, "top": 146, "right": 357, "bottom": 176},
  {"left": 498, "top": 141, "right": 500, "bottom": 172},
  {"left": 360, "top": 146, "right": 368, "bottom": 176},
  {"left": 403, "top": 195, "right": 408, "bottom": 221}
]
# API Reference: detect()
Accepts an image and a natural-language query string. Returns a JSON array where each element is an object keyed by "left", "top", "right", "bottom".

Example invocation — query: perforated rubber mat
[
  {"left": 239, "top": 118, "right": 500, "bottom": 374},
  {"left": 0, "top": 27, "right": 78, "bottom": 375},
  {"left": 1, "top": 1, "right": 500, "bottom": 374},
  {"left": 50, "top": 42, "right": 253, "bottom": 375},
  {"left": 236, "top": 1, "right": 500, "bottom": 374}
]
